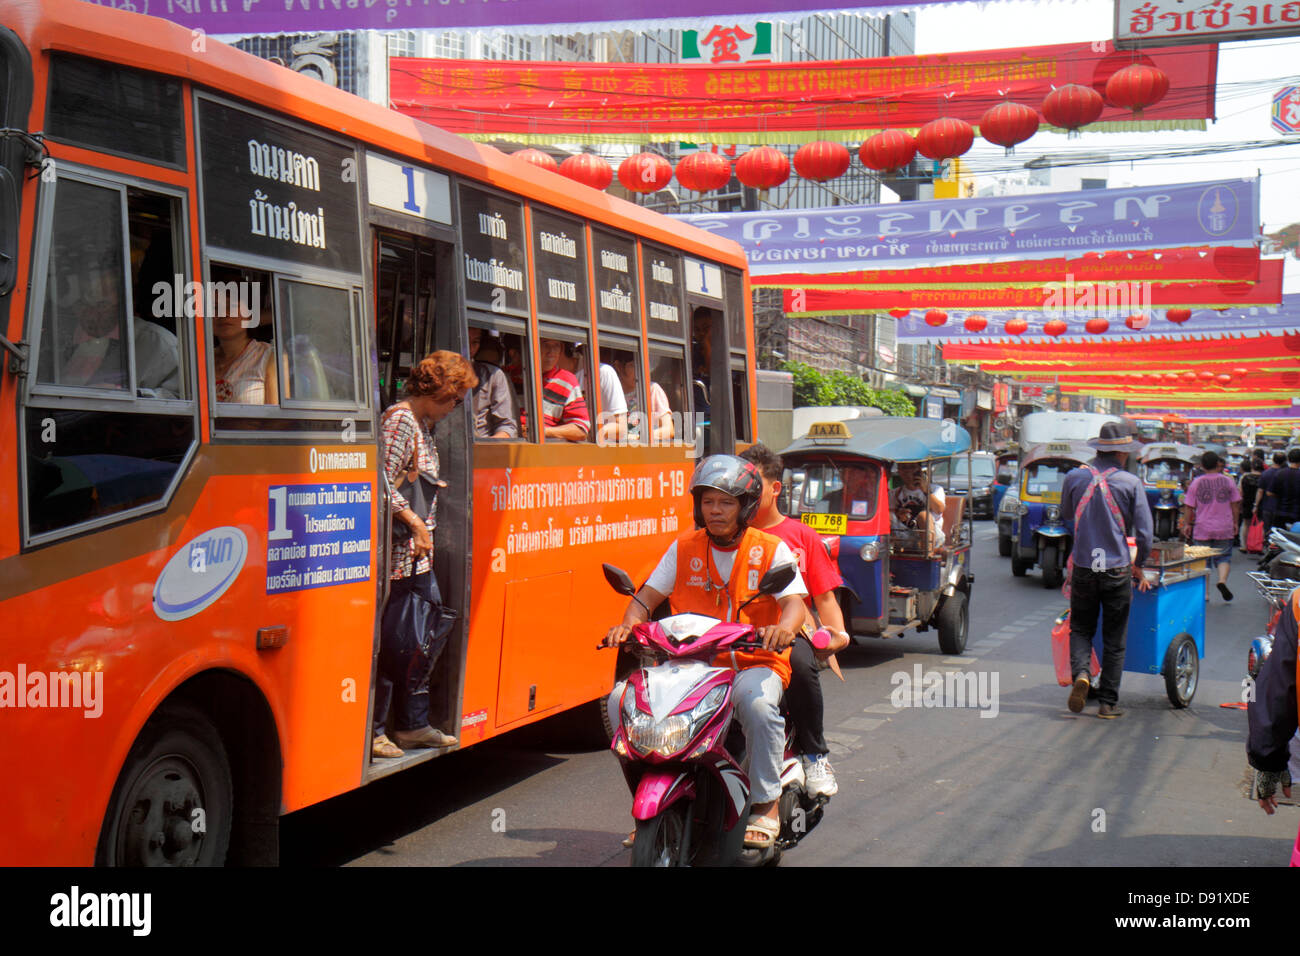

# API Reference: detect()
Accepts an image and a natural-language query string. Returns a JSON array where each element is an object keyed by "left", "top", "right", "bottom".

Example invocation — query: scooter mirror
[
  {"left": 602, "top": 563, "right": 637, "bottom": 596},
  {"left": 756, "top": 562, "right": 797, "bottom": 595}
]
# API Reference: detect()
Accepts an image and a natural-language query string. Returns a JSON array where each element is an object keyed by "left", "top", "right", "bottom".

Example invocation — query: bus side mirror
[
  {"left": 757, "top": 563, "right": 796, "bottom": 595},
  {"left": 602, "top": 564, "right": 636, "bottom": 596}
]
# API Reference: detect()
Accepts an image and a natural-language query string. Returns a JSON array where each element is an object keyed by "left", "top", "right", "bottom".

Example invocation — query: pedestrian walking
[
  {"left": 1247, "top": 585, "right": 1298, "bottom": 865},
  {"left": 1182, "top": 451, "right": 1241, "bottom": 601},
  {"left": 1060, "top": 423, "right": 1154, "bottom": 719}
]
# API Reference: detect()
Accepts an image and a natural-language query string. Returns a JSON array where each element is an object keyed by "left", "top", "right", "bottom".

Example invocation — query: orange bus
[{"left": 0, "top": 0, "right": 758, "bottom": 865}]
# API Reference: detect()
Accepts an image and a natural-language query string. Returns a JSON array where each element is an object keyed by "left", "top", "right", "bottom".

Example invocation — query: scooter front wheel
[{"left": 630, "top": 802, "right": 691, "bottom": 867}]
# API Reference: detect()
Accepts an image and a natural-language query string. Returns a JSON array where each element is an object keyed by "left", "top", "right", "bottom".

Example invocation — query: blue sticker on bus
[{"left": 266, "top": 482, "right": 372, "bottom": 594}]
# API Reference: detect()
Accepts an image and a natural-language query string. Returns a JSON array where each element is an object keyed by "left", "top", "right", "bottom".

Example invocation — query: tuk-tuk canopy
[
  {"left": 1020, "top": 439, "right": 1095, "bottom": 467},
  {"left": 781, "top": 416, "right": 972, "bottom": 464},
  {"left": 1137, "top": 442, "right": 1202, "bottom": 465}
]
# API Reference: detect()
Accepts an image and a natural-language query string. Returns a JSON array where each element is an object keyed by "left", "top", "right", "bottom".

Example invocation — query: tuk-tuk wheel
[
  {"left": 1010, "top": 554, "right": 1029, "bottom": 577},
  {"left": 936, "top": 590, "right": 968, "bottom": 655},
  {"left": 1041, "top": 544, "right": 1063, "bottom": 590},
  {"left": 998, "top": 533, "right": 1012, "bottom": 558},
  {"left": 1163, "top": 633, "right": 1198, "bottom": 708}
]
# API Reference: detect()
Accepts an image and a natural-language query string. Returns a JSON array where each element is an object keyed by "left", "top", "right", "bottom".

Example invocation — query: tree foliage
[{"left": 780, "top": 361, "right": 915, "bottom": 417}]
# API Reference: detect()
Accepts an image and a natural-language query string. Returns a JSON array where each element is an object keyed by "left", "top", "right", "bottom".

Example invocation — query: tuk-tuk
[
  {"left": 1137, "top": 442, "right": 1199, "bottom": 540},
  {"left": 1010, "top": 440, "right": 1093, "bottom": 589},
  {"left": 780, "top": 417, "right": 974, "bottom": 655},
  {"left": 993, "top": 447, "right": 1019, "bottom": 518}
]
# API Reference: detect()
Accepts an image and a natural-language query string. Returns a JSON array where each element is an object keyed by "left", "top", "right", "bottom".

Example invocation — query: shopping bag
[
  {"left": 1051, "top": 610, "right": 1100, "bottom": 687},
  {"left": 1246, "top": 516, "right": 1264, "bottom": 554}
]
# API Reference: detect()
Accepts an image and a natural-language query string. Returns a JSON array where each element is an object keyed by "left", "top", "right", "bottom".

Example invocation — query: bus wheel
[{"left": 97, "top": 704, "right": 233, "bottom": 866}]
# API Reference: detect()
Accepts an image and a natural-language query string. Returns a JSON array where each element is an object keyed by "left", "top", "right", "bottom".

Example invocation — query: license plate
[
  {"left": 1156, "top": 480, "right": 1178, "bottom": 489},
  {"left": 802, "top": 513, "right": 846, "bottom": 534},
  {"left": 1040, "top": 491, "right": 1061, "bottom": 503}
]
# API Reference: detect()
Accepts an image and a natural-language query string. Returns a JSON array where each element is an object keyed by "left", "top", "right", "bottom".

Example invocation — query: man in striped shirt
[{"left": 540, "top": 337, "right": 590, "bottom": 442}]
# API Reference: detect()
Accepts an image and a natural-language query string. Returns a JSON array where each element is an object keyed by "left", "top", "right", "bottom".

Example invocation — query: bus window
[
  {"left": 690, "top": 309, "right": 712, "bottom": 424},
  {"left": 538, "top": 327, "right": 591, "bottom": 443},
  {"left": 376, "top": 235, "right": 436, "bottom": 408},
  {"left": 276, "top": 278, "right": 359, "bottom": 405},
  {"left": 731, "top": 356, "right": 751, "bottom": 443},
  {"left": 468, "top": 321, "right": 526, "bottom": 441},
  {"left": 600, "top": 340, "right": 639, "bottom": 445},
  {"left": 649, "top": 345, "right": 687, "bottom": 444},
  {"left": 209, "top": 263, "right": 278, "bottom": 406}
]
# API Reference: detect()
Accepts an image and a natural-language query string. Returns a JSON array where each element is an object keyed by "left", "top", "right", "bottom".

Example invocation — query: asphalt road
[{"left": 281, "top": 523, "right": 1299, "bottom": 867}]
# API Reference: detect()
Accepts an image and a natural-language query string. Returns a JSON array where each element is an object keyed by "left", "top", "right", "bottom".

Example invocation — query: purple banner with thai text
[
  {"left": 84, "top": 0, "right": 968, "bottom": 35},
  {"left": 675, "top": 178, "right": 1260, "bottom": 275}
]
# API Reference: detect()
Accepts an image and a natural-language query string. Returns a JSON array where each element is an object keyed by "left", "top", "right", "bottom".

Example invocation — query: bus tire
[{"left": 96, "top": 703, "right": 233, "bottom": 867}]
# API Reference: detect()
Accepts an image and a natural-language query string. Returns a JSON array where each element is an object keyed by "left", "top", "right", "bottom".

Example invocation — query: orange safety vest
[{"left": 669, "top": 526, "right": 794, "bottom": 687}]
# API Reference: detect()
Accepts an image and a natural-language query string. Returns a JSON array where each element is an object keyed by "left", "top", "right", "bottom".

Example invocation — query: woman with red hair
[{"left": 373, "top": 351, "right": 477, "bottom": 759}]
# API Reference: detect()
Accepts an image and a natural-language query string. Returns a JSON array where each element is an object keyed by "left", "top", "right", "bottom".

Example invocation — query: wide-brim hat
[{"left": 1087, "top": 423, "right": 1142, "bottom": 454}]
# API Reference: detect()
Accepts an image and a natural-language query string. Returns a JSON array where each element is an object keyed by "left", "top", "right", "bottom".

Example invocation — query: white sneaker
[{"left": 802, "top": 754, "right": 838, "bottom": 798}]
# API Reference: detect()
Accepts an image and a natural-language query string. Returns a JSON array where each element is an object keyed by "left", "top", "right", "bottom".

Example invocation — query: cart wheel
[{"left": 1162, "top": 633, "right": 1198, "bottom": 708}]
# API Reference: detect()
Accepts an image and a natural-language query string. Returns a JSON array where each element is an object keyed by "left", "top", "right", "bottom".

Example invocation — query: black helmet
[{"left": 690, "top": 455, "right": 763, "bottom": 537}]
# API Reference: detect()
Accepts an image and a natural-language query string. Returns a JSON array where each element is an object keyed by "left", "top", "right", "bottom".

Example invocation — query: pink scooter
[{"left": 601, "top": 563, "right": 832, "bottom": 867}]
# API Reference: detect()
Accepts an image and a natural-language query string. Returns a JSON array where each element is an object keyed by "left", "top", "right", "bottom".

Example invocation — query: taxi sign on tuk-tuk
[
  {"left": 1045, "top": 442, "right": 1074, "bottom": 456},
  {"left": 1151, "top": 445, "right": 1178, "bottom": 457},
  {"left": 807, "top": 421, "right": 852, "bottom": 444},
  {"left": 801, "top": 513, "right": 847, "bottom": 534}
]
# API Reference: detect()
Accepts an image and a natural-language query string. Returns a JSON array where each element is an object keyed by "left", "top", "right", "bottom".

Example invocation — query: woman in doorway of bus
[{"left": 373, "top": 351, "right": 478, "bottom": 758}]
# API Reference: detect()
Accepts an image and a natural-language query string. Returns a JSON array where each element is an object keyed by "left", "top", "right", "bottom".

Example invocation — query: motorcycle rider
[
  {"left": 1247, "top": 585, "right": 1298, "bottom": 865},
  {"left": 604, "top": 455, "right": 808, "bottom": 851}
]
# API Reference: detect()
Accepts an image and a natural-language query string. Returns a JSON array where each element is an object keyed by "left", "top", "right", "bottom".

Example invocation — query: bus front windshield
[{"left": 787, "top": 461, "right": 882, "bottom": 519}]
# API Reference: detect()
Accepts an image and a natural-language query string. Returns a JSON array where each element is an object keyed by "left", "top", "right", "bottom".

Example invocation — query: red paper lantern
[
  {"left": 1043, "top": 318, "right": 1068, "bottom": 337},
  {"left": 1105, "top": 63, "right": 1170, "bottom": 117},
  {"left": 1166, "top": 308, "right": 1192, "bottom": 324},
  {"left": 617, "top": 152, "right": 672, "bottom": 193},
  {"left": 888, "top": 308, "right": 911, "bottom": 319},
  {"left": 675, "top": 152, "right": 732, "bottom": 192},
  {"left": 793, "top": 141, "right": 851, "bottom": 182},
  {"left": 735, "top": 147, "right": 790, "bottom": 191},
  {"left": 1004, "top": 317, "right": 1028, "bottom": 335},
  {"left": 559, "top": 153, "right": 613, "bottom": 190},
  {"left": 915, "top": 117, "right": 975, "bottom": 161},
  {"left": 859, "top": 130, "right": 917, "bottom": 172},
  {"left": 964, "top": 314, "right": 988, "bottom": 333},
  {"left": 514, "top": 148, "right": 558, "bottom": 173},
  {"left": 1125, "top": 313, "right": 1149, "bottom": 330},
  {"left": 1085, "top": 317, "right": 1110, "bottom": 334},
  {"left": 1232, "top": 367, "right": 1248, "bottom": 376},
  {"left": 1215, "top": 373, "right": 1233, "bottom": 385},
  {"left": 1197, "top": 370, "right": 1215, "bottom": 381},
  {"left": 1041, "top": 84, "right": 1104, "bottom": 135},
  {"left": 1163, "top": 373, "right": 1181, "bottom": 384},
  {"left": 979, "top": 102, "right": 1040, "bottom": 154},
  {"left": 1211, "top": 245, "right": 1257, "bottom": 281},
  {"left": 924, "top": 309, "right": 948, "bottom": 327},
  {"left": 1181, "top": 371, "right": 1198, "bottom": 382}
]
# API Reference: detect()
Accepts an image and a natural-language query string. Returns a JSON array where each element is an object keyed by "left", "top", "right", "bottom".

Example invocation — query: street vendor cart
[{"left": 1092, "top": 543, "right": 1216, "bottom": 708}]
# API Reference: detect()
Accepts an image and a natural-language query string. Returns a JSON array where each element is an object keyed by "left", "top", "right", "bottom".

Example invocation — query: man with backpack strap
[{"left": 1059, "top": 423, "right": 1154, "bottom": 719}]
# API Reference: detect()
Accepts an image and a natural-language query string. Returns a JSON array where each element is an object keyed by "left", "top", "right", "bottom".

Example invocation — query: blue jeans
[{"left": 1068, "top": 566, "right": 1132, "bottom": 706}]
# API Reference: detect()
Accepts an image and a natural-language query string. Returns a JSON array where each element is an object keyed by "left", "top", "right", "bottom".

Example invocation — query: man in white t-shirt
[
  {"left": 890, "top": 461, "right": 947, "bottom": 549},
  {"left": 571, "top": 344, "right": 627, "bottom": 443}
]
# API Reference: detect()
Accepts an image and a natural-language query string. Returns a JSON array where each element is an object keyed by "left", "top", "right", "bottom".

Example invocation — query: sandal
[
  {"left": 743, "top": 813, "right": 780, "bottom": 849},
  {"left": 372, "top": 734, "right": 404, "bottom": 759}
]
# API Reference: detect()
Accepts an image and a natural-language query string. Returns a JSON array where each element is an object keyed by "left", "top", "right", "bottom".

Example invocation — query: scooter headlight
[
  {"left": 623, "top": 685, "right": 727, "bottom": 757},
  {"left": 1045, "top": 505, "right": 1061, "bottom": 523},
  {"left": 859, "top": 541, "right": 880, "bottom": 561},
  {"left": 1159, "top": 489, "right": 1173, "bottom": 502}
]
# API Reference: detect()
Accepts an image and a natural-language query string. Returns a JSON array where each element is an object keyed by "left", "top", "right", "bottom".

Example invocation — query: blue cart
[{"left": 1091, "top": 556, "right": 1208, "bottom": 707}]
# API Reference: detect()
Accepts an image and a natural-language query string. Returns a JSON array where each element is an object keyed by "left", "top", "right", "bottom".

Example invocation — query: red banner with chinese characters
[
  {"left": 783, "top": 258, "right": 1282, "bottom": 314},
  {"left": 389, "top": 41, "right": 1218, "bottom": 144},
  {"left": 756, "top": 246, "right": 1260, "bottom": 290}
]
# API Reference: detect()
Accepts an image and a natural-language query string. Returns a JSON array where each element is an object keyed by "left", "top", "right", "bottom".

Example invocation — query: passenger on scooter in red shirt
[
  {"left": 604, "top": 455, "right": 808, "bottom": 851},
  {"left": 740, "top": 442, "right": 849, "bottom": 799}
]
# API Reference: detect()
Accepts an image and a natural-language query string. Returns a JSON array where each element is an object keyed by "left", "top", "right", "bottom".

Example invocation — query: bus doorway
[{"left": 369, "top": 230, "right": 471, "bottom": 778}]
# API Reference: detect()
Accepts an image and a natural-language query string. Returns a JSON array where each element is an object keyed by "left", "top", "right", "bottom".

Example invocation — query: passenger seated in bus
[
  {"left": 56, "top": 259, "right": 181, "bottom": 399},
  {"left": 890, "top": 462, "right": 946, "bottom": 549},
  {"left": 212, "top": 277, "right": 279, "bottom": 405},
  {"left": 612, "top": 353, "right": 674, "bottom": 443},
  {"left": 539, "top": 336, "right": 590, "bottom": 442},
  {"left": 568, "top": 342, "right": 625, "bottom": 443},
  {"left": 468, "top": 326, "right": 519, "bottom": 439}
]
